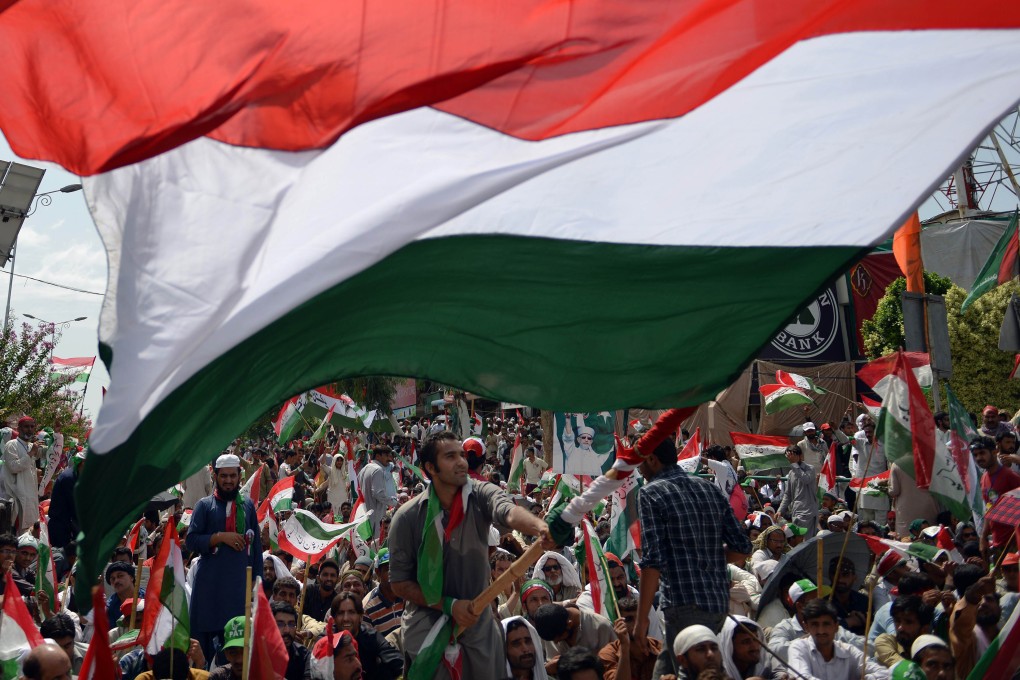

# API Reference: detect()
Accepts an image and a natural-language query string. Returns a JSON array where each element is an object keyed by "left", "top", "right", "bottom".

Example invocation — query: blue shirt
[{"left": 639, "top": 464, "right": 752, "bottom": 612}]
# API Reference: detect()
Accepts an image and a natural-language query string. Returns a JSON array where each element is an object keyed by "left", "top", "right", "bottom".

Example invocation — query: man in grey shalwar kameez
[{"left": 390, "top": 431, "right": 550, "bottom": 679}]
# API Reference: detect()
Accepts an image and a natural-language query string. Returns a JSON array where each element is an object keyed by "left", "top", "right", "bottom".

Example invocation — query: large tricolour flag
[
  {"left": 731, "top": 433, "right": 790, "bottom": 472},
  {"left": 5, "top": 1, "right": 1018, "bottom": 602},
  {"left": 0, "top": 572, "right": 43, "bottom": 678},
  {"left": 759, "top": 384, "right": 814, "bottom": 415},
  {"left": 277, "top": 509, "right": 359, "bottom": 562},
  {"left": 138, "top": 521, "right": 190, "bottom": 655}
]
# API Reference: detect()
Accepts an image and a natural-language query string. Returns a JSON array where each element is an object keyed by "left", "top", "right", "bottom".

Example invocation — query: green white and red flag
[
  {"left": 606, "top": 474, "right": 642, "bottom": 559},
  {"left": 760, "top": 384, "right": 814, "bottom": 415},
  {"left": 857, "top": 532, "right": 940, "bottom": 563},
  {"left": 507, "top": 431, "right": 524, "bottom": 492},
  {"left": 818, "top": 441, "right": 838, "bottom": 496},
  {"left": 139, "top": 520, "right": 190, "bottom": 654},
  {"left": 548, "top": 474, "right": 580, "bottom": 511},
  {"left": 308, "top": 403, "right": 335, "bottom": 444},
  {"left": 273, "top": 394, "right": 306, "bottom": 444},
  {"left": 346, "top": 497, "right": 375, "bottom": 558},
  {"left": 947, "top": 385, "right": 985, "bottom": 526},
  {"left": 579, "top": 518, "right": 618, "bottom": 621},
  {"left": 79, "top": 586, "right": 120, "bottom": 679},
  {"left": 848, "top": 469, "right": 890, "bottom": 489},
  {"left": 19, "top": 0, "right": 1020, "bottom": 604},
  {"left": 257, "top": 498, "right": 280, "bottom": 551},
  {"left": 677, "top": 427, "right": 701, "bottom": 473},
  {"left": 775, "top": 370, "right": 827, "bottom": 394},
  {"left": 50, "top": 355, "right": 96, "bottom": 384},
  {"left": 239, "top": 463, "right": 263, "bottom": 506},
  {"left": 257, "top": 476, "right": 295, "bottom": 522},
  {"left": 35, "top": 516, "right": 59, "bottom": 613},
  {"left": 277, "top": 509, "right": 359, "bottom": 562},
  {"left": 968, "top": 581, "right": 1020, "bottom": 680},
  {"left": 875, "top": 351, "right": 933, "bottom": 483},
  {"left": 0, "top": 571, "right": 44, "bottom": 678},
  {"left": 961, "top": 210, "right": 1020, "bottom": 313},
  {"left": 861, "top": 395, "right": 882, "bottom": 419},
  {"left": 858, "top": 351, "right": 932, "bottom": 400},
  {"left": 125, "top": 518, "right": 145, "bottom": 554},
  {"left": 731, "top": 433, "right": 790, "bottom": 471}
]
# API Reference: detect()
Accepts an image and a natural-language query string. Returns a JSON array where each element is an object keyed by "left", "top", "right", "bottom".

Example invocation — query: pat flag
[{"left": 5, "top": 0, "right": 1018, "bottom": 606}]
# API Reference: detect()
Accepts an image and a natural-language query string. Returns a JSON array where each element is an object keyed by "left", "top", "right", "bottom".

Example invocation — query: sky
[
  {"left": 1, "top": 134, "right": 108, "bottom": 420},
  {"left": 1, "top": 115, "right": 1017, "bottom": 425}
]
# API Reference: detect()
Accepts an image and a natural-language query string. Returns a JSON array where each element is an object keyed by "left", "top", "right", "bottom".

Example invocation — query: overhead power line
[{"left": 0, "top": 269, "right": 103, "bottom": 296}]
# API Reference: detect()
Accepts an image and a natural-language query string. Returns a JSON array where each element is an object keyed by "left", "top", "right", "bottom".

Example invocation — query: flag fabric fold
[
  {"left": 677, "top": 427, "right": 701, "bottom": 473},
  {"left": 20, "top": 0, "right": 1020, "bottom": 605},
  {"left": 892, "top": 211, "right": 925, "bottom": 294},
  {"left": 578, "top": 518, "right": 618, "bottom": 621},
  {"left": 250, "top": 578, "right": 289, "bottom": 680}
]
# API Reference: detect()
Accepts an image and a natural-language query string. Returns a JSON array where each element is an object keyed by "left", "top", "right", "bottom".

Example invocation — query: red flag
[
  {"left": 79, "top": 586, "right": 121, "bottom": 679},
  {"left": 249, "top": 579, "right": 289, "bottom": 680},
  {"left": 677, "top": 427, "right": 701, "bottom": 462},
  {"left": 848, "top": 469, "right": 891, "bottom": 489},
  {"left": 821, "top": 441, "right": 838, "bottom": 492},
  {"left": 125, "top": 518, "right": 145, "bottom": 554}
]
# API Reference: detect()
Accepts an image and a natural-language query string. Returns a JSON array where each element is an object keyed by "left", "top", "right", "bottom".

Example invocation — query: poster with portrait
[{"left": 553, "top": 412, "right": 616, "bottom": 476}]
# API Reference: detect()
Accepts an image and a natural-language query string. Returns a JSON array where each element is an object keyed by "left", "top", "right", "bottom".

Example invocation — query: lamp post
[
  {"left": 23, "top": 314, "right": 88, "bottom": 362},
  {"left": 1, "top": 161, "right": 83, "bottom": 332}
]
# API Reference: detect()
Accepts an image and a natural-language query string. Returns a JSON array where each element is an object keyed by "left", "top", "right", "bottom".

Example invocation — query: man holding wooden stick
[{"left": 389, "top": 431, "right": 552, "bottom": 679}]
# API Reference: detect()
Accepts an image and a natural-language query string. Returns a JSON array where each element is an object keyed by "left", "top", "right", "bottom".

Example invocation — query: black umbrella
[
  {"left": 146, "top": 491, "right": 181, "bottom": 513},
  {"left": 758, "top": 532, "right": 873, "bottom": 609}
]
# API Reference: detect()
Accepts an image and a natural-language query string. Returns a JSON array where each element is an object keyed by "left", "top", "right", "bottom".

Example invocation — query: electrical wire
[{"left": 0, "top": 269, "right": 103, "bottom": 296}]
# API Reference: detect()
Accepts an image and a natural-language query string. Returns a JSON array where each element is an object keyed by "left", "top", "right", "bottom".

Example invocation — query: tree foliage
[
  {"left": 328, "top": 377, "right": 399, "bottom": 415},
  {"left": 861, "top": 272, "right": 954, "bottom": 359},
  {"left": 945, "top": 280, "right": 1020, "bottom": 414},
  {"left": 0, "top": 321, "right": 92, "bottom": 440}
]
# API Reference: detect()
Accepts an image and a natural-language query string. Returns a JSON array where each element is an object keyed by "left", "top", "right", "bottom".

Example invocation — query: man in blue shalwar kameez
[{"left": 186, "top": 453, "right": 262, "bottom": 664}]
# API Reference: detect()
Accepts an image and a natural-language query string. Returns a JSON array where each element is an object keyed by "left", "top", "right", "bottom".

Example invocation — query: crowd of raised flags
[{"left": 0, "top": 350, "right": 1019, "bottom": 679}]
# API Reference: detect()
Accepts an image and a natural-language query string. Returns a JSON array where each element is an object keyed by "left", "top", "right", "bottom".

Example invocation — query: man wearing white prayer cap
[
  {"left": 672, "top": 624, "right": 722, "bottom": 678},
  {"left": 185, "top": 450, "right": 262, "bottom": 662},
  {"left": 797, "top": 421, "right": 826, "bottom": 469}
]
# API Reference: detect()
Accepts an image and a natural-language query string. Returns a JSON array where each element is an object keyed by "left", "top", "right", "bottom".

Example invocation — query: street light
[
  {"left": 23, "top": 314, "right": 88, "bottom": 361},
  {"left": 1, "top": 161, "right": 84, "bottom": 332}
]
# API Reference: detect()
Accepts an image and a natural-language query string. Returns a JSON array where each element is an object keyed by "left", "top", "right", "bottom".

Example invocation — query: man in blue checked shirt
[{"left": 631, "top": 436, "right": 752, "bottom": 677}]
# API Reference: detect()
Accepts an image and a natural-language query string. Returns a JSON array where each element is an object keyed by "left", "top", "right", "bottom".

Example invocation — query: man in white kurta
[{"left": 2, "top": 417, "right": 43, "bottom": 532}]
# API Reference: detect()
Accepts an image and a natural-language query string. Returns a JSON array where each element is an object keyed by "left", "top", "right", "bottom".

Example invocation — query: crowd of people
[{"left": 0, "top": 402, "right": 1018, "bottom": 680}]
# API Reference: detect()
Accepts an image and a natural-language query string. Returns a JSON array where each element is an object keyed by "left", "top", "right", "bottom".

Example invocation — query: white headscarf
[
  {"left": 500, "top": 616, "right": 549, "bottom": 680},
  {"left": 533, "top": 551, "right": 581, "bottom": 590},
  {"left": 719, "top": 615, "right": 768, "bottom": 680},
  {"left": 262, "top": 552, "right": 296, "bottom": 588}
]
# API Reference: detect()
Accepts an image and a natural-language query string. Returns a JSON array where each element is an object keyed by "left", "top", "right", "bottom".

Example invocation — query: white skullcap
[
  {"left": 673, "top": 625, "right": 718, "bottom": 657},
  {"left": 856, "top": 414, "right": 868, "bottom": 429},
  {"left": 577, "top": 427, "right": 595, "bottom": 438},
  {"left": 801, "top": 422, "right": 816, "bottom": 431},
  {"left": 215, "top": 453, "right": 241, "bottom": 469},
  {"left": 911, "top": 634, "right": 949, "bottom": 658},
  {"left": 488, "top": 526, "right": 501, "bottom": 547}
]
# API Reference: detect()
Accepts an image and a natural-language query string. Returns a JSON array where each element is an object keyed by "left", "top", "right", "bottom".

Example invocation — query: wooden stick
[
  {"left": 469, "top": 541, "right": 545, "bottom": 616},
  {"left": 297, "top": 564, "right": 310, "bottom": 622},
  {"left": 861, "top": 582, "right": 875, "bottom": 678},
  {"left": 241, "top": 566, "right": 253, "bottom": 680},
  {"left": 128, "top": 560, "right": 143, "bottom": 629}
]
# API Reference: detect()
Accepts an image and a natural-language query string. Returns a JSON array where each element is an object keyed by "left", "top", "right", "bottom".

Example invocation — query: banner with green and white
[{"left": 730, "top": 433, "right": 791, "bottom": 471}]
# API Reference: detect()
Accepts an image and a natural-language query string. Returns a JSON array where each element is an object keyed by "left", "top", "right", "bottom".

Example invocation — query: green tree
[
  {"left": 0, "top": 321, "right": 92, "bottom": 440},
  {"left": 945, "top": 280, "right": 1020, "bottom": 414},
  {"left": 861, "top": 272, "right": 954, "bottom": 359},
  {"left": 329, "top": 377, "right": 399, "bottom": 415}
]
